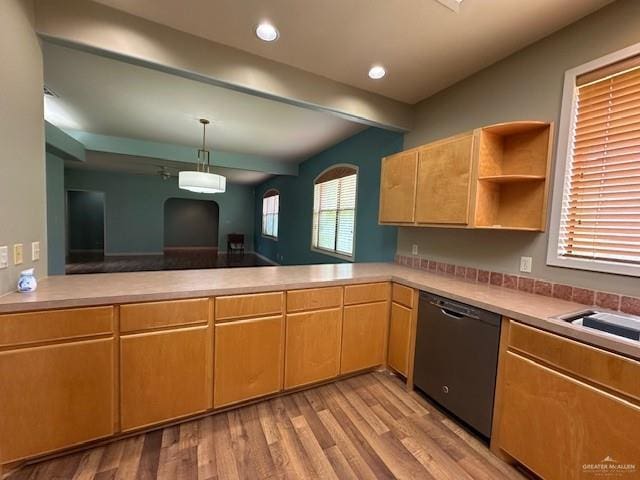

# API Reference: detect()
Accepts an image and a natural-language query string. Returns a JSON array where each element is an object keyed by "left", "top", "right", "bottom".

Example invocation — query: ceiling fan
[{"left": 157, "top": 166, "right": 175, "bottom": 180}]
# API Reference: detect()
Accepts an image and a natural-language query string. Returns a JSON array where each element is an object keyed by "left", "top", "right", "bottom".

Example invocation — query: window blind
[
  {"left": 559, "top": 59, "right": 640, "bottom": 265},
  {"left": 262, "top": 192, "right": 279, "bottom": 238},
  {"left": 312, "top": 171, "right": 357, "bottom": 256}
]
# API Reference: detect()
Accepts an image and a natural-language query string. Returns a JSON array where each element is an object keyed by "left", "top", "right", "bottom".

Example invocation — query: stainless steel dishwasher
[{"left": 413, "top": 292, "right": 501, "bottom": 439}]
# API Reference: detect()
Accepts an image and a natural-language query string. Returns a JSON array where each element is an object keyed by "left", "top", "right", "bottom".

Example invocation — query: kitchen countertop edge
[{"left": 0, "top": 263, "right": 637, "bottom": 360}]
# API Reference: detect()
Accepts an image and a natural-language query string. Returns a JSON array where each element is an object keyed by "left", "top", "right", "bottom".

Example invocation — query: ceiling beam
[
  {"left": 34, "top": 0, "right": 414, "bottom": 132},
  {"left": 45, "top": 121, "right": 85, "bottom": 162},
  {"left": 65, "top": 131, "right": 299, "bottom": 176}
]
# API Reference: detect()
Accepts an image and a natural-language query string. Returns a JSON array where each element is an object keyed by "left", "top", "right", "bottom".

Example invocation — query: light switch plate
[
  {"left": 0, "top": 246, "right": 8, "bottom": 269},
  {"left": 14, "top": 244, "right": 23, "bottom": 265},
  {"left": 412, "top": 244, "right": 419, "bottom": 255},
  {"left": 32, "top": 241, "right": 40, "bottom": 261},
  {"left": 520, "top": 256, "right": 532, "bottom": 273}
]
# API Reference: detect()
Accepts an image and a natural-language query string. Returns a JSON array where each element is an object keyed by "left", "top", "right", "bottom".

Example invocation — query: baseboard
[
  {"left": 104, "top": 252, "right": 163, "bottom": 257},
  {"left": 253, "top": 252, "right": 280, "bottom": 266}
]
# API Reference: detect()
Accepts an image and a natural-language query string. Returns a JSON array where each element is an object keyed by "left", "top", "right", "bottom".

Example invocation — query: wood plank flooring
[{"left": 7, "top": 372, "right": 526, "bottom": 479}]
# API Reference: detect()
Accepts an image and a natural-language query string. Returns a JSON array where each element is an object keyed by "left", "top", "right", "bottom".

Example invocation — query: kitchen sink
[{"left": 559, "top": 310, "right": 640, "bottom": 341}]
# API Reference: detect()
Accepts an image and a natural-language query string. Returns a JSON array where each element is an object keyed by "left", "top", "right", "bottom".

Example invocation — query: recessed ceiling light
[
  {"left": 435, "top": 0, "right": 463, "bottom": 13},
  {"left": 368, "top": 66, "right": 386, "bottom": 80},
  {"left": 256, "top": 22, "right": 279, "bottom": 42}
]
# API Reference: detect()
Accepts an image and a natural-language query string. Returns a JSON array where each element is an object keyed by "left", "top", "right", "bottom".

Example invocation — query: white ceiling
[
  {"left": 66, "top": 151, "right": 272, "bottom": 185},
  {"left": 93, "top": 0, "right": 613, "bottom": 104},
  {"left": 42, "top": 41, "right": 366, "bottom": 163}
]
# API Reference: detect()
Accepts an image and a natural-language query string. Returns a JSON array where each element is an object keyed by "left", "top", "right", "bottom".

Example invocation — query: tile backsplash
[{"left": 395, "top": 254, "right": 640, "bottom": 316}]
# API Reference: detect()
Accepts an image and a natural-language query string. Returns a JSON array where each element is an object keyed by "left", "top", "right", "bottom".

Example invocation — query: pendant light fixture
[{"left": 179, "top": 118, "right": 226, "bottom": 194}]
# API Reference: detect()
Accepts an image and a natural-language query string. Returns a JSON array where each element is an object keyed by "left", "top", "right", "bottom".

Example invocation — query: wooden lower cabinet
[
  {"left": 285, "top": 308, "right": 342, "bottom": 389},
  {"left": 214, "top": 316, "right": 284, "bottom": 408},
  {"left": 120, "top": 325, "right": 211, "bottom": 431},
  {"left": 341, "top": 301, "right": 388, "bottom": 374},
  {"left": 387, "top": 302, "right": 412, "bottom": 376},
  {"left": 498, "top": 351, "right": 640, "bottom": 480},
  {"left": 0, "top": 338, "right": 115, "bottom": 463}
]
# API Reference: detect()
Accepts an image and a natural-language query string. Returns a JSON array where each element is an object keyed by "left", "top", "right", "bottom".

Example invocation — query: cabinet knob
[{"left": 442, "top": 385, "right": 449, "bottom": 394}]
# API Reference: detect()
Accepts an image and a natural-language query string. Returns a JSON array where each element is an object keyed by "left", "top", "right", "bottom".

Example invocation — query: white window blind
[
  {"left": 559, "top": 57, "right": 640, "bottom": 266},
  {"left": 262, "top": 191, "right": 279, "bottom": 238},
  {"left": 312, "top": 168, "right": 357, "bottom": 257}
]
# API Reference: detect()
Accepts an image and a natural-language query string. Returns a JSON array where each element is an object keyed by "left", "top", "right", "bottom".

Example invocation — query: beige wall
[
  {"left": 34, "top": 0, "right": 413, "bottom": 131},
  {"left": 0, "top": 0, "right": 47, "bottom": 294},
  {"left": 400, "top": 0, "right": 640, "bottom": 297}
]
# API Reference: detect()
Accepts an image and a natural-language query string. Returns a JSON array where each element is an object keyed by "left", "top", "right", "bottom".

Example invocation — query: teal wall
[
  {"left": 65, "top": 169, "right": 255, "bottom": 255},
  {"left": 254, "top": 127, "right": 403, "bottom": 265},
  {"left": 46, "top": 153, "right": 66, "bottom": 275}
]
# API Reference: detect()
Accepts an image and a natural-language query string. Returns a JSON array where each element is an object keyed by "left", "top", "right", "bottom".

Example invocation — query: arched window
[
  {"left": 312, "top": 165, "right": 358, "bottom": 258},
  {"left": 262, "top": 189, "right": 279, "bottom": 239}
]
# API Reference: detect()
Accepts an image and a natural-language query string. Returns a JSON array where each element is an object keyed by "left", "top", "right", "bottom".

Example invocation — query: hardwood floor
[
  {"left": 65, "top": 253, "right": 273, "bottom": 274},
  {"left": 7, "top": 372, "right": 526, "bottom": 479}
]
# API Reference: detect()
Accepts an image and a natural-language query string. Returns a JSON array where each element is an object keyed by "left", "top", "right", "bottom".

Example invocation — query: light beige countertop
[{"left": 1, "top": 263, "right": 638, "bottom": 360}]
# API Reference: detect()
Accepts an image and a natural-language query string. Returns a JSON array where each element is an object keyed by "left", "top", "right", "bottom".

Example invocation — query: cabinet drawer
[
  {"left": 287, "top": 287, "right": 343, "bottom": 313},
  {"left": 0, "top": 307, "right": 114, "bottom": 348},
  {"left": 508, "top": 321, "right": 640, "bottom": 402},
  {"left": 215, "top": 292, "right": 283, "bottom": 322},
  {"left": 498, "top": 352, "right": 640, "bottom": 480},
  {"left": 344, "top": 283, "right": 389, "bottom": 305},
  {"left": 120, "top": 298, "right": 209, "bottom": 332},
  {"left": 391, "top": 284, "right": 414, "bottom": 309}
]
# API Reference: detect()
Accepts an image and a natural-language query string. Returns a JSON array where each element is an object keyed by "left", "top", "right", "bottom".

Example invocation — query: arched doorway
[{"left": 163, "top": 198, "right": 219, "bottom": 254}]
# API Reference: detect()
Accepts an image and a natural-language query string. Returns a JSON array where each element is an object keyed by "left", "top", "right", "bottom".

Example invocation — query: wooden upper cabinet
[
  {"left": 0, "top": 338, "right": 115, "bottom": 463},
  {"left": 415, "top": 133, "right": 474, "bottom": 225},
  {"left": 378, "top": 122, "right": 552, "bottom": 231},
  {"left": 379, "top": 150, "right": 419, "bottom": 223}
]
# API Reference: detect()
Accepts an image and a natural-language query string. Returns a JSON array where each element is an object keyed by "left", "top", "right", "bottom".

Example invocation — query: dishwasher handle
[{"left": 428, "top": 300, "right": 479, "bottom": 320}]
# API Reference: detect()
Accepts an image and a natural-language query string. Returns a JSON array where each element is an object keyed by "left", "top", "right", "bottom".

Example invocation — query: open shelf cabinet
[{"left": 472, "top": 122, "right": 552, "bottom": 231}]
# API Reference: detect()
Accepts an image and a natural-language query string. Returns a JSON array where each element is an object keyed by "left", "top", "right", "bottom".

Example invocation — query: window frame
[
  {"left": 261, "top": 189, "right": 280, "bottom": 240},
  {"left": 310, "top": 164, "right": 359, "bottom": 261},
  {"left": 547, "top": 42, "right": 640, "bottom": 277}
]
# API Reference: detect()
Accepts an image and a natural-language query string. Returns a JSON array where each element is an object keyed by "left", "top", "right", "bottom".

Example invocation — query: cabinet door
[
  {"left": 498, "top": 352, "right": 640, "bottom": 480},
  {"left": 415, "top": 134, "right": 474, "bottom": 224},
  {"left": 120, "top": 326, "right": 211, "bottom": 431},
  {"left": 387, "top": 302, "right": 411, "bottom": 376},
  {"left": 285, "top": 308, "right": 342, "bottom": 389},
  {"left": 341, "top": 302, "right": 388, "bottom": 374},
  {"left": 214, "top": 316, "right": 284, "bottom": 408},
  {"left": 379, "top": 150, "right": 419, "bottom": 223},
  {"left": 0, "top": 339, "right": 115, "bottom": 463}
]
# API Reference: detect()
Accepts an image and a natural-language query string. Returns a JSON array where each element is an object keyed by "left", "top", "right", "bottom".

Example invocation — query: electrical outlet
[
  {"left": 32, "top": 241, "right": 40, "bottom": 261},
  {"left": 412, "top": 244, "right": 419, "bottom": 255},
  {"left": 13, "top": 244, "right": 23, "bottom": 265},
  {"left": 0, "top": 246, "right": 8, "bottom": 269},
  {"left": 520, "top": 256, "right": 532, "bottom": 273}
]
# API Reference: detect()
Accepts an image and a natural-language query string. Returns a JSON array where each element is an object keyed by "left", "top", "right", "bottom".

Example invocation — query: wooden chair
[{"left": 227, "top": 233, "right": 245, "bottom": 255}]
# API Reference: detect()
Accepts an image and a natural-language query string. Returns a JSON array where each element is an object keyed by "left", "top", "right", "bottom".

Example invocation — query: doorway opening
[
  {"left": 163, "top": 197, "right": 219, "bottom": 255},
  {"left": 66, "top": 190, "right": 105, "bottom": 263}
]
